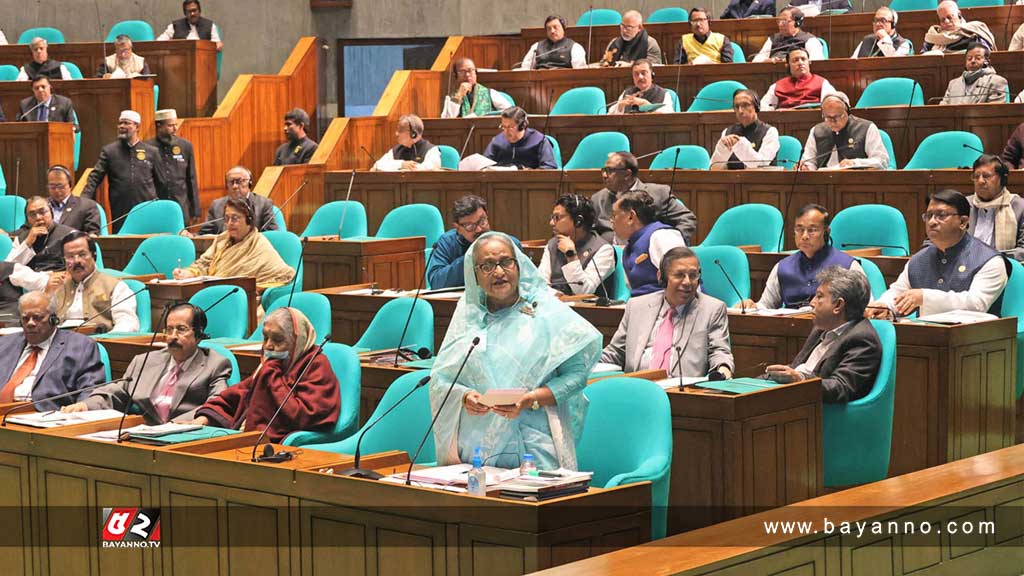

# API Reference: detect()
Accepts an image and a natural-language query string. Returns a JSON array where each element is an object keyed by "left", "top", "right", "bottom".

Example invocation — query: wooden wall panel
[{"left": 0, "top": 123, "right": 74, "bottom": 201}]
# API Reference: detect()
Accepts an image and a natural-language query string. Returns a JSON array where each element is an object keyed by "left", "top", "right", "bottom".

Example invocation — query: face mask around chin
[{"left": 263, "top": 349, "right": 289, "bottom": 362}]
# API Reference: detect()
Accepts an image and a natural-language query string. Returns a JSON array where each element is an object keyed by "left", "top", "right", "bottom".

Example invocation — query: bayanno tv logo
[{"left": 101, "top": 508, "right": 161, "bottom": 549}]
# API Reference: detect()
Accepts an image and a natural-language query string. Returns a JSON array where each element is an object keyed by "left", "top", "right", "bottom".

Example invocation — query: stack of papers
[
  {"left": 7, "top": 409, "right": 125, "bottom": 428},
  {"left": 913, "top": 310, "right": 998, "bottom": 325},
  {"left": 77, "top": 422, "right": 201, "bottom": 442},
  {"left": 654, "top": 376, "right": 709, "bottom": 390},
  {"left": 150, "top": 276, "right": 222, "bottom": 285},
  {"left": 386, "top": 464, "right": 521, "bottom": 488},
  {"left": 496, "top": 469, "right": 594, "bottom": 500}
]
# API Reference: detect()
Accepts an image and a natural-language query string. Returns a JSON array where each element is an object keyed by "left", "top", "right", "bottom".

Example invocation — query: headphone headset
[
  {"left": 516, "top": 111, "right": 529, "bottom": 131},
  {"left": 790, "top": 8, "right": 804, "bottom": 28},
  {"left": 48, "top": 164, "right": 74, "bottom": 186},
  {"left": 167, "top": 302, "right": 210, "bottom": 341},
  {"left": 49, "top": 313, "right": 60, "bottom": 327},
  {"left": 990, "top": 156, "right": 1010, "bottom": 187},
  {"left": 571, "top": 194, "right": 584, "bottom": 227},
  {"left": 409, "top": 128, "right": 419, "bottom": 138},
  {"left": 240, "top": 198, "right": 255, "bottom": 225},
  {"left": 227, "top": 167, "right": 254, "bottom": 188},
  {"left": 822, "top": 93, "right": 851, "bottom": 114}
]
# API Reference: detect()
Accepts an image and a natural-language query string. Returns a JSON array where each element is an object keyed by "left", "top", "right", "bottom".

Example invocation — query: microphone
[
  {"left": 927, "top": 84, "right": 1010, "bottom": 104},
  {"left": 141, "top": 251, "right": 161, "bottom": 275},
  {"left": 708, "top": 158, "right": 779, "bottom": 170},
  {"left": 634, "top": 147, "right": 669, "bottom": 161},
  {"left": 13, "top": 158, "right": 21, "bottom": 223},
  {"left": 260, "top": 180, "right": 308, "bottom": 232},
  {"left": 538, "top": 88, "right": 556, "bottom": 138},
  {"left": 285, "top": 237, "right": 308, "bottom": 308},
  {"left": 962, "top": 143, "right": 985, "bottom": 155},
  {"left": 70, "top": 282, "right": 148, "bottom": 332},
  {"left": 335, "top": 375, "right": 431, "bottom": 479},
  {"left": 512, "top": 46, "right": 564, "bottom": 69},
  {"left": 393, "top": 245, "right": 437, "bottom": 367},
  {"left": 457, "top": 124, "right": 476, "bottom": 160},
  {"left": 839, "top": 242, "right": 910, "bottom": 256},
  {"left": 250, "top": 335, "right": 332, "bottom": 462},
  {"left": 584, "top": 249, "right": 619, "bottom": 306},
  {"left": 359, "top": 145, "right": 376, "bottom": 169},
  {"left": 585, "top": 4, "right": 595, "bottom": 64},
  {"left": 441, "top": 50, "right": 455, "bottom": 116},
  {"left": 1, "top": 376, "right": 132, "bottom": 425},
  {"left": 714, "top": 258, "right": 746, "bottom": 313},
  {"left": 405, "top": 336, "right": 480, "bottom": 485},
  {"left": 115, "top": 303, "right": 172, "bottom": 442},
  {"left": 674, "top": 346, "right": 685, "bottom": 390},
  {"left": 181, "top": 216, "right": 223, "bottom": 233},
  {"left": 337, "top": 169, "right": 357, "bottom": 239},
  {"left": 596, "top": 99, "right": 622, "bottom": 114},
  {"left": 18, "top": 99, "right": 48, "bottom": 121}
]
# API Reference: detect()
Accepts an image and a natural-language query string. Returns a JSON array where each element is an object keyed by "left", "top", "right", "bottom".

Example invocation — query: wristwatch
[
  {"left": 529, "top": 392, "right": 540, "bottom": 411},
  {"left": 564, "top": 249, "right": 577, "bottom": 258}
]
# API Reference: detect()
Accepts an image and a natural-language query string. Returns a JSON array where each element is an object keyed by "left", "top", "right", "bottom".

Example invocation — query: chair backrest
[
  {"left": 121, "top": 278, "right": 152, "bottom": 333},
  {"left": 95, "top": 342, "right": 112, "bottom": 382},
  {"left": 857, "top": 258, "right": 888, "bottom": 300},
  {"left": 550, "top": 86, "right": 608, "bottom": 116},
  {"left": 117, "top": 200, "right": 186, "bottom": 235},
  {"left": 0, "top": 235, "right": 11, "bottom": 260},
  {"left": 998, "top": 260, "right": 1024, "bottom": 400},
  {"left": 18, "top": 27, "right": 65, "bottom": 44},
  {"left": 888, "top": 0, "right": 938, "bottom": 9},
  {"left": 122, "top": 235, "right": 196, "bottom": 278},
  {"left": 818, "top": 37, "right": 829, "bottom": 59},
  {"left": 106, "top": 20, "right": 155, "bottom": 42},
  {"left": 493, "top": 90, "right": 515, "bottom": 107},
  {"left": 701, "top": 204, "right": 784, "bottom": 252},
  {"left": 878, "top": 128, "right": 898, "bottom": 169},
  {"left": 437, "top": 145, "right": 460, "bottom": 170},
  {"left": 188, "top": 285, "right": 249, "bottom": 339},
  {"left": 830, "top": 204, "right": 910, "bottom": 257},
  {"left": 649, "top": 145, "right": 711, "bottom": 170},
  {"left": 611, "top": 246, "right": 631, "bottom": 302},
  {"left": 355, "top": 297, "right": 434, "bottom": 354},
  {"left": 905, "top": 131, "right": 983, "bottom": 170},
  {"left": 731, "top": 41, "right": 746, "bottom": 63},
  {"left": 692, "top": 245, "right": 751, "bottom": 306},
  {"left": 564, "top": 131, "right": 630, "bottom": 170},
  {"left": 263, "top": 231, "right": 303, "bottom": 288},
  {"left": 72, "top": 110, "right": 82, "bottom": 170},
  {"left": 0, "top": 64, "right": 18, "bottom": 81},
  {"left": 376, "top": 204, "right": 445, "bottom": 248},
  {"left": 272, "top": 206, "right": 287, "bottom": 231},
  {"left": 62, "top": 61, "right": 84, "bottom": 79},
  {"left": 299, "top": 200, "right": 368, "bottom": 238},
  {"left": 577, "top": 377, "right": 672, "bottom": 539},
  {"left": 0, "top": 196, "right": 27, "bottom": 232},
  {"left": 665, "top": 88, "right": 681, "bottom": 112},
  {"left": 951, "top": 0, "right": 999, "bottom": 6},
  {"left": 688, "top": 80, "right": 747, "bottom": 112},
  {"left": 256, "top": 292, "right": 332, "bottom": 343},
  {"left": 546, "top": 135, "right": 563, "bottom": 169},
  {"left": 197, "top": 341, "right": 241, "bottom": 385},
  {"left": 648, "top": 6, "right": 689, "bottom": 23},
  {"left": 776, "top": 135, "right": 802, "bottom": 169},
  {"left": 320, "top": 343, "right": 362, "bottom": 439},
  {"left": 576, "top": 8, "right": 622, "bottom": 26},
  {"left": 855, "top": 78, "right": 924, "bottom": 108}
]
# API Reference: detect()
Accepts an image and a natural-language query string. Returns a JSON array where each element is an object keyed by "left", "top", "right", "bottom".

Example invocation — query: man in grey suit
[
  {"left": 64, "top": 303, "right": 231, "bottom": 423},
  {"left": 46, "top": 165, "right": 102, "bottom": 235},
  {"left": 590, "top": 151, "right": 698, "bottom": 244},
  {"left": 18, "top": 77, "right": 78, "bottom": 130},
  {"left": 182, "top": 166, "right": 278, "bottom": 236},
  {"left": 0, "top": 291, "right": 107, "bottom": 410},
  {"left": 601, "top": 246, "right": 734, "bottom": 377},
  {"left": 766, "top": 266, "right": 882, "bottom": 403}
]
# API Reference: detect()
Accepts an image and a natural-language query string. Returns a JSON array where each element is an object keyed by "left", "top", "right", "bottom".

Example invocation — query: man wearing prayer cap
[
  {"left": 82, "top": 110, "right": 166, "bottom": 232},
  {"left": 147, "top": 109, "right": 200, "bottom": 223}
]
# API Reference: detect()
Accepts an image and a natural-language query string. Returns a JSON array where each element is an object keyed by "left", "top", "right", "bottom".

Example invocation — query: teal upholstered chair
[
  {"left": 649, "top": 145, "right": 710, "bottom": 170},
  {"left": 564, "top": 131, "right": 630, "bottom": 169},
  {"left": 95, "top": 342, "right": 113, "bottom": 382},
  {"left": 260, "top": 231, "right": 304, "bottom": 311},
  {"left": 493, "top": 90, "right": 515, "bottom": 107},
  {"left": 272, "top": 206, "right": 286, "bottom": 231},
  {"left": 0, "top": 163, "right": 5, "bottom": 196},
  {"left": 949, "top": 0, "right": 998, "bottom": 5},
  {"left": 282, "top": 343, "right": 362, "bottom": 446},
  {"left": 576, "top": 8, "right": 622, "bottom": 26},
  {"left": 188, "top": 285, "right": 248, "bottom": 339},
  {"left": 857, "top": 258, "right": 888, "bottom": 300},
  {"left": 109, "top": 235, "right": 195, "bottom": 278},
  {"left": 998, "top": 260, "right": 1024, "bottom": 400},
  {"left": 120, "top": 279, "right": 151, "bottom": 333},
  {"left": 72, "top": 109, "right": 82, "bottom": 170},
  {"left": 0, "top": 196, "right": 26, "bottom": 232},
  {"left": 18, "top": 27, "right": 65, "bottom": 44},
  {"left": 611, "top": 246, "right": 631, "bottom": 302},
  {"left": 0, "top": 65, "right": 18, "bottom": 81},
  {"left": 0, "top": 235, "right": 11, "bottom": 260},
  {"left": 546, "top": 135, "right": 563, "bottom": 169},
  {"left": 823, "top": 319, "right": 897, "bottom": 487},
  {"left": 818, "top": 37, "right": 829, "bottom": 59},
  {"left": 831, "top": 205, "right": 910, "bottom": 257},
  {"left": 876, "top": 128, "right": 897, "bottom": 169},
  {"left": 776, "top": 135, "right": 802, "bottom": 169},
  {"left": 688, "top": 80, "right": 746, "bottom": 112},
  {"left": 300, "top": 200, "right": 368, "bottom": 238},
  {"left": 376, "top": 204, "right": 445, "bottom": 248},
  {"left": 691, "top": 245, "right": 750, "bottom": 306},
  {"left": 550, "top": 87, "right": 607, "bottom": 115},
  {"left": 577, "top": 377, "right": 672, "bottom": 540},
  {"left": 438, "top": 144, "right": 460, "bottom": 170},
  {"left": 665, "top": 88, "right": 681, "bottom": 112},
  {"left": 197, "top": 341, "right": 241, "bottom": 385},
  {"left": 305, "top": 370, "right": 435, "bottom": 463},
  {"left": 905, "top": 131, "right": 983, "bottom": 170},
  {"left": 648, "top": 7, "right": 688, "bottom": 23},
  {"left": 855, "top": 78, "right": 923, "bottom": 108},
  {"left": 254, "top": 292, "right": 332, "bottom": 343},
  {"left": 355, "top": 297, "right": 434, "bottom": 355},
  {"left": 731, "top": 41, "right": 746, "bottom": 63},
  {"left": 62, "top": 61, "right": 84, "bottom": 79},
  {"left": 117, "top": 200, "right": 185, "bottom": 234},
  {"left": 106, "top": 20, "right": 155, "bottom": 42},
  {"left": 700, "top": 204, "right": 783, "bottom": 252}
]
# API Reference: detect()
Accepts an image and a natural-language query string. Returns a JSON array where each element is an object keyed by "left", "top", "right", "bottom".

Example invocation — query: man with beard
[
  {"left": 52, "top": 232, "right": 139, "bottom": 333},
  {"left": 273, "top": 108, "right": 318, "bottom": 165},
  {"left": 427, "top": 195, "right": 521, "bottom": 289},
  {"left": 603, "top": 10, "right": 663, "bottom": 65},
  {"left": 608, "top": 59, "right": 674, "bottom": 114},
  {"left": 15, "top": 37, "right": 72, "bottom": 81},
  {"left": 147, "top": 109, "right": 200, "bottom": 223},
  {"left": 517, "top": 15, "right": 586, "bottom": 69},
  {"left": 939, "top": 43, "right": 1007, "bottom": 104}
]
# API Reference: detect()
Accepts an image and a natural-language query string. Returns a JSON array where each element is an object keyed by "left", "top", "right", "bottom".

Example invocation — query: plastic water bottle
[
  {"left": 467, "top": 447, "right": 487, "bottom": 496},
  {"left": 520, "top": 453, "right": 538, "bottom": 476}
]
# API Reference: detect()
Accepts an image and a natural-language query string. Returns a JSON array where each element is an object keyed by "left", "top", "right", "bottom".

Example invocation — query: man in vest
[
  {"left": 372, "top": 114, "right": 442, "bottom": 171},
  {"left": 965, "top": 154, "right": 1024, "bottom": 260},
  {"left": 609, "top": 59, "right": 674, "bottom": 114},
  {"left": 441, "top": 58, "right": 513, "bottom": 118},
  {"left": 54, "top": 232, "right": 139, "bottom": 333},
  {"left": 761, "top": 48, "right": 837, "bottom": 110},
  {"left": 752, "top": 7, "right": 825, "bottom": 62},
  {"left": 157, "top": 0, "right": 223, "bottom": 51},
  {"left": 97, "top": 35, "right": 151, "bottom": 78},
  {"left": 15, "top": 38, "right": 72, "bottom": 81},
  {"left": 518, "top": 15, "right": 586, "bottom": 70},
  {"left": 922, "top": 0, "right": 995, "bottom": 54},
  {"left": 676, "top": 7, "right": 734, "bottom": 64},
  {"left": 867, "top": 189, "right": 1009, "bottom": 319},
  {"left": 798, "top": 92, "right": 889, "bottom": 170},
  {"left": 185, "top": 166, "right": 277, "bottom": 236},
  {"left": 741, "top": 204, "right": 865, "bottom": 310},
  {"left": 147, "top": 109, "right": 200, "bottom": 224},
  {"left": 7, "top": 196, "right": 75, "bottom": 274},
  {"left": 273, "top": 108, "right": 318, "bottom": 166},
  {"left": 482, "top": 107, "right": 558, "bottom": 169},
  {"left": 852, "top": 6, "right": 912, "bottom": 58},
  {"left": 612, "top": 190, "right": 686, "bottom": 297},
  {"left": 710, "top": 88, "right": 780, "bottom": 169},
  {"left": 603, "top": 10, "right": 664, "bottom": 65},
  {"left": 939, "top": 43, "right": 1007, "bottom": 105},
  {"left": 538, "top": 194, "right": 615, "bottom": 297}
]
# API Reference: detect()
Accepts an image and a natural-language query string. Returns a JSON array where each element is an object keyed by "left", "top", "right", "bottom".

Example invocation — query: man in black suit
[
  {"left": 46, "top": 165, "right": 102, "bottom": 235},
  {"left": 182, "top": 165, "right": 277, "bottom": 236},
  {"left": 18, "top": 77, "right": 78, "bottom": 131},
  {"left": 147, "top": 109, "right": 200, "bottom": 224},
  {"left": 765, "top": 266, "right": 882, "bottom": 403}
]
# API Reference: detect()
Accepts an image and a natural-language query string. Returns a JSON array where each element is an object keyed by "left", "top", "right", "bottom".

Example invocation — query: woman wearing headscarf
[
  {"left": 192, "top": 307, "right": 339, "bottom": 442},
  {"left": 430, "top": 232, "right": 602, "bottom": 471}
]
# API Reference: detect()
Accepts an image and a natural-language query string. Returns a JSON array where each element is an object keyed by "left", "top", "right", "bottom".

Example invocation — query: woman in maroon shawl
[{"left": 192, "top": 307, "right": 339, "bottom": 442}]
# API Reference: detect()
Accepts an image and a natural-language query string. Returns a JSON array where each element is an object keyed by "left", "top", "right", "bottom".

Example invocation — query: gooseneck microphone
[
  {"left": 260, "top": 180, "right": 308, "bottom": 232},
  {"left": 71, "top": 282, "right": 148, "bottom": 333},
  {"left": 285, "top": 237, "right": 308, "bottom": 309},
  {"left": 336, "top": 169, "right": 357, "bottom": 239},
  {"left": 393, "top": 247, "right": 437, "bottom": 367},
  {"left": 115, "top": 303, "right": 172, "bottom": 442},
  {"left": 17, "top": 99, "right": 48, "bottom": 121},
  {"left": 714, "top": 258, "right": 747, "bottom": 314},
  {"left": 141, "top": 251, "right": 161, "bottom": 275}
]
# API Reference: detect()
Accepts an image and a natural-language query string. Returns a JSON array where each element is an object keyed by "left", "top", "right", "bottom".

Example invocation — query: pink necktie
[
  {"left": 154, "top": 365, "right": 180, "bottom": 423},
  {"left": 650, "top": 307, "right": 675, "bottom": 371}
]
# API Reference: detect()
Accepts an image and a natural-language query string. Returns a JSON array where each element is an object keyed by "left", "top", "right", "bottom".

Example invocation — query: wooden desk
[
  {"left": 147, "top": 276, "right": 258, "bottom": 334},
  {"left": 746, "top": 251, "right": 910, "bottom": 298},
  {"left": 0, "top": 122, "right": 75, "bottom": 200}
]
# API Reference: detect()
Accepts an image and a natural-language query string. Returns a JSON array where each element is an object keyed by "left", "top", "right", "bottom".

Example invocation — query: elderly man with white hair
[
  {"left": 921, "top": 0, "right": 995, "bottom": 53},
  {"left": 603, "top": 10, "right": 663, "bottom": 65},
  {"left": 16, "top": 38, "right": 72, "bottom": 81},
  {"left": 97, "top": 35, "right": 151, "bottom": 78},
  {"left": 373, "top": 114, "right": 442, "bottom": 171},
  {"left": 799, "top": 92, "right": 889, "bottom": 171}
]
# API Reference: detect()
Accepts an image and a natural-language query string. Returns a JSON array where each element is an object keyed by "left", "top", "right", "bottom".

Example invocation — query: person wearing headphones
[
  {"left": 752, "top": 7, "right": 824, "bottom": 62},
  {"left": 0, "top": 291, "right": 106, "bottom": 410},
  {"left": 184, "top": 165, "right": 277, "bottom": 237},
  {"left": 675, "top": 7, "right": 734, "bottom": 65},
  {"left": 608, "top": 59, "right": 674, "bottom": 114},
  {"left": 740, "top": 204, "right": 865, "bottom": 310},
  {"left": 600, "top": 246, "right": 734, "bottom": 379},
  {"left": 46, "top": 165, "right": 101, "bottom": 236},
  {"left": 710, "top": 89, "right": 780, "bottom": 170},
  {"left": 53, "top": 232, "right": 139, "bottom": 333},
  {"left": 922, "top": 0, "right": 995, "bottom": 53},
  {"left": 798, "top": 92, "right": 889, "bottom": 171},
  {"left": 852, "top": 6, "right": 912, "bottom": 58},
  {"left": 372, "top": 114, "right": 442, "bottom": 171},
  {"left": 538, "top": 194, "right": 615, "bottom": 296},
  {"left": 517, "top": 15, "right": 586, "bottom": 70},
  {"left": 441, "top": 58, "right": 513, "bottom": 118},
  {"left": 273, "top": 108, "right": 318, "bottom": 166},
  {"left": 602, "top": 10, "right": 663, "bottom": 66},
  {"left": 482, "top": 107, "right": 557, "bottom": 169},
  {"left": 62, "top": 302, "right": 232, "bottom": 423},
  {"left": 965, "top": 154, "right": 1024, "bottom": 261},
  {"left": 611, "top": 190, "right": 686, "bottom": 297},
  {"left": 761, "top": 47, "right": 836, "bottom": 110},
  {"left": 940, "top": 43, "right": 1007, "bottom": 105},
  {"left": 7, "top": 196, "right": 76, "bottom": 273}
]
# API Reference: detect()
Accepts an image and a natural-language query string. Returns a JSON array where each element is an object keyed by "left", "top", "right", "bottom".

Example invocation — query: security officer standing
[{"left": 147, "top": 109, "right": 200, "bottom": 224}]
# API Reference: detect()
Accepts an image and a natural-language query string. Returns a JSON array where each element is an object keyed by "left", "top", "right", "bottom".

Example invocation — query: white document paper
[
  {"left": 479, "top": 388, "right": 528, "bottom": 407},
  {"left": 8, "top": 409, "right": 126, "bottom": 428},
  {"left": 653, "top": 377, "right": 709, "bottom": 390},
  {"left": 458, "top": 153, "right": 497, "bottom": 172},
  {"left": 913, "top": 310, "right": 999, "bottom": 325}
]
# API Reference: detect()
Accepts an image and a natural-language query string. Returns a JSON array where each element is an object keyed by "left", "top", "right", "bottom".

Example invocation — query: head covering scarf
[
  {"left": 264, "top": 307, "right": 317, "bottom": 370},
  {"left": 429, "top": 232, "right": 601, "bottom": 470}
]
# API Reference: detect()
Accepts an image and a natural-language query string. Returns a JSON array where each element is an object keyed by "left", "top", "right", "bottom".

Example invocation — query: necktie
[
  {"left": 650, "top": 307, "right": 676, "bottom": 371},
  {"left": 153, "top": 365, "right": 181, "bottom": 423},
  {"left": 0, "top": 346, "right": 41, "bottom": 403},
  {"left": 37, "top": 103, "right": 48, "bottom": 122}
]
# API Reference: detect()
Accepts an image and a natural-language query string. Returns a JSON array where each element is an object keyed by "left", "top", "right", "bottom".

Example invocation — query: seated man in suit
[
  {"left": 965, "top": 155, "right": 1024, "bottom": 260},
  {"left": 765, "top": 266, "right": 882, "bottom": 403},
  {"left": 0, "top": 291, "right": 107, "bottom": 410},
  {"left": 608, "top": 59, "right": 674, "bottom": 114},
  {"left": 939, "top": 43, "right": 1007, "bottom": 105},
  {"left": 372, "top": 114, "right": 442, "bottom": 171},
  {"left": 799, "top": 92, "right": 889, "bottom": 171},
  {"left": 428, "top": 195, "right": 521, "bottom": 289},
  {"left": 182, "top": 166, "right": 277, "bottom": 237},
  {"left": 97, "top": 35, "right": 151, "bottom": 78},
  {"left": 851, "top": 6, "right": 912, "bottom": 58},
  {"left": 921, "top": 0, "right": 995, "bottom": 53},
  {"left": 15, "top": 38, "right": 72, "bottom": 81},
  {"left": 601, "top": 246, "right": 734, "bottom": 378},
  {"left": 273, "top": 108, "right": 318, "bottom": 166},
  {"left": 18, "top": 77, "right": 78, "bottom": 130},
  {"left": 53, "top": 232, "right": 139, "bottom": 333},
  {"left": 612, "top": 190, "right": 686, "bottom": 297},
  {"left": 761, "top": 48, "right": 836, "bottom": 110},
  {"left": 7, "top": 196, "right": 76, "bottom": 273},
  {"left": 46, "top": 165, "right": 101, "bottom": 236},
  {"left": 63, "top": 302, "right": 231, "bottom": 423},
  {"left": 866, "top": 189, "right": 1009, "bottom": 319},
  {"left": 752, "top": 7, "right": 825, "bottom": 62}
]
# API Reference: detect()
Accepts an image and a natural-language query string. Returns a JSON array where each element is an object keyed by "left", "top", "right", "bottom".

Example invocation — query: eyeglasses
[
  {"left": 872, "top": 18, "right": 893, "bottom": 24},
  {"left": 164, "top": 325, "right": 194, "bottom": 335},
  {"left": 921, "top": 211, "right": 958, "bottom": 222},
  {"left": 457, "top": 214, "right": 488, "bottom": 232},
  {"left": 549, "top": 213, "right": 567, "bottom": 222},
  {"left": 667, "top": 271, "right": 701, "bottom": 282},
  {"left": 690, "top": 17, "right": 708, "bottom": 22},
  {"left": 26, "top": 208, "right": 50, "bottom": 218},
  {"left": 601, "top": 167, "right": 629, "bottom": 174},
  {"left": 823, "top": 113, "right": 848, "bottom": 122},
  {"left": 971, "top": 171, "right": 997, "bottom": 181},
  {"left": 476, "top": 258, "right": 517, "bottom": 274},
  {"left": 777, "top": 18, "right": 794, "bottom": 24},
  {"left": 227, "top": 178, "right": 248, "bottom": 186},
  {"left": 794, "top": 226, "right": 823, "bottom": 236},
  {"left": 47, "top": 183, "right": 68, "bottom": 190},
  {"left": 224, "top": 214, "right": 246, "bottom": 224}
]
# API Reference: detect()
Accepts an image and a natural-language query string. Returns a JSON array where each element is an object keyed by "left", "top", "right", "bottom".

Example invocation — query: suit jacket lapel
[
  {"left": 0, "top": 335, "right": 28, "bottom": 382},
  {"left": 169, "top": 352, "right": 207, "bottom": 414},
  {"left": 34, "top": 331, "right": 63, "bottom": 380},
  {"left": 632, "top": 296, "right": 662, "bottom": 371},
  {"left": 792, "top": 328, "right": 824, "bottom": 367},
  {"left": 673, "top": 299, "right": 700, "bottom": 368}
]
